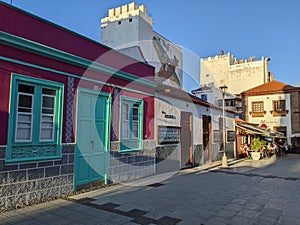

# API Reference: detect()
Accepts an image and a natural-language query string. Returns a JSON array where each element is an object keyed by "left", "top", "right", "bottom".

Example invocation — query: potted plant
[{"left": 251, "top": 137, "right": 267, "bottom": 160}]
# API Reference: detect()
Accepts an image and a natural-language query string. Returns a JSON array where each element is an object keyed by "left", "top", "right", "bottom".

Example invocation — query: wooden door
[
  {"left": 202, "top": 115, "right": 212, "bottom": 164},
  {"left": 180, "top": 111, "right": 192, "bottom": 168},
  {"left": 75, "top": 89, "right": 110, "bottom": 189}
]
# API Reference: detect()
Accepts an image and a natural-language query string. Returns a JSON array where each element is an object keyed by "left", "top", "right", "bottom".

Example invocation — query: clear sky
[{"left": 2, "top": 0, "right": 300, "bottom": 91}]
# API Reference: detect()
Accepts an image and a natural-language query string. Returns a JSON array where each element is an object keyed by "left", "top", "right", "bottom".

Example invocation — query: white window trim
[
  {"left": 122, "top": 102, "right": 129, "bottom": 139},
  {"left": 39, "top": 93, "right": 56, "bottom": 142},
  {"left": 132, "top": 104, "right": 139, "bottom": 140},
  {"left": 15, "top": 92, "right": 34, "bottom": 143}
]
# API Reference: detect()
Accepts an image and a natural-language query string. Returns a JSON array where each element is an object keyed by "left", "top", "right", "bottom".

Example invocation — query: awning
[
  {"left": 236, "top": 123, "right": 265, "bottom": 135},
  {"left": 236, "top": 122, "right": 285, "bottom": 138}
]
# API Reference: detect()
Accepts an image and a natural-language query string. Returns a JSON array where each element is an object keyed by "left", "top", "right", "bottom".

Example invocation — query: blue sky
[{"left": 2, "top": 0, "right": 300, "bottom": 91}]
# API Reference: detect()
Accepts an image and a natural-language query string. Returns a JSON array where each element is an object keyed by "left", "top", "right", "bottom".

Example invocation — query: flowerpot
[{"left": 251, "top": 152, "right": 261, "bottom": 160}]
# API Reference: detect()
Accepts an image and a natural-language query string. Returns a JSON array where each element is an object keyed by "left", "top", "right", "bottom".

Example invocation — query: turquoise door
[{"left": 75, "top": 89, "right": 111, "bottom": 189}]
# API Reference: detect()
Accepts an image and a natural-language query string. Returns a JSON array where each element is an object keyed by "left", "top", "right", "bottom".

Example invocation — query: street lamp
[{"left": 219, "top": 85, "right": 228, "bottom": 168}]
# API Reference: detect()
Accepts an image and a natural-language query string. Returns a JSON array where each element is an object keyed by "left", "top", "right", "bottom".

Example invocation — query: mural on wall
[{"left": 152, "top": 34, "right": 182, "bottom": 88}]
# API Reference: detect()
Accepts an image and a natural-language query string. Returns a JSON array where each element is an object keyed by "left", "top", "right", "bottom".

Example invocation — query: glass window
[
  {"left": 7, "top": 74, "right": 64, "bottom": 162},
  {"left": 252, "top": 101, "right": 264, "bottom": 113},
  {"left": 132, "top": 104, "right": 139, "bottom": 139},
  {"left": 122, "top": 103, "right": 129, "bottom": 139},
  {"left": 251, "top": 101, "right": 265, "bottom": 117},
  {"left": 273, "top": 100, "right": 285, "bottom": 112},
  {"left": 40, "top": 88, "right": 56, "bottom": 141},
  {"left": 120, "top": 98, "right": 143, "bottom": 151},
  {"left": 15, "top": 84, "right": 60, "bottom": 144},
  {"left": 16, "top": 84, "right": 34, "bottom": 142},
  {"left": 227, "top": 130, "right": 235, "bottom": 142}
]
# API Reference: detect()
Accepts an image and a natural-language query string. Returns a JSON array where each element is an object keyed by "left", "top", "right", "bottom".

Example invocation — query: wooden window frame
[
  {"left": 251, "top": 101, "right": 265, "bottom": 117},
  {"left": 39, "top": 89, "right": 56, "bottom": 142},
  {"left": 6, "top": 74, "right": 64, "bottom": 163},
  {"left": 272, "top": 100, "right": 287, "bottom": 116},
  {"left": 120, "top": 96, "right": 143, "bottom": 152},
  {"left": 15, "top": 90, "right": 34, "bottom": 143}
]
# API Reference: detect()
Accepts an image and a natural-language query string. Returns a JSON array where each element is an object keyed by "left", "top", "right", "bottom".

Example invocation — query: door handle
[{"left": 91, "top": 140, "right": 94, "bottom": 150}]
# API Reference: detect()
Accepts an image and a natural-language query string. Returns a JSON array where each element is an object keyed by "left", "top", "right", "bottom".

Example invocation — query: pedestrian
[
  {"left": 274, "top": 143, "right": 280, "bottom": 157},
  {"left": 283, "top": 142, "right": 289, "bottom": 154}
]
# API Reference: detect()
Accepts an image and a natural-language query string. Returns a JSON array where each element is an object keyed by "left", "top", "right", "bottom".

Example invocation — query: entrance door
[
  {"left": 202, "top": 115, "right": 212, "bottom": 164},
  {"left": 75, "top": 89, "right": 111, "bottom": 189},
  {"left": 180, "top": 111, "right": 193, "bottom": 168}
]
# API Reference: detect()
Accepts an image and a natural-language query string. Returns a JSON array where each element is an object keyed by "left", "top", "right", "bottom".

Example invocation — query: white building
[
  {"left": 194, "top": 52, "right": 274, "bottom": 118},
  {"left": 101, "top": 2, "right": 183, "bottom": 88},
  {"left": 242, "top": 80, "right": 300, "bottom": 145},
  {"left": 200, "top": 52, "right": 273, "bottom": 95},
  {"left": 156, "top": 85, "right": 236, "bottom": 171},
  {"left": 101, "top": 2, "right": 237, "bottom": 169}
]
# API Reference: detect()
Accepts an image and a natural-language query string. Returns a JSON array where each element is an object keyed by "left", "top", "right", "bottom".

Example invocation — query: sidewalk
[
  {"left": 1, "top": 154, "right": 300, "bottom": 225},
  {"left": 215, "top": 154, "right": 300, "bottom": 180}
]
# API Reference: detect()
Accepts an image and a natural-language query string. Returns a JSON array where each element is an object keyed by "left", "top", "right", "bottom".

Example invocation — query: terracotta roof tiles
[{"left": 242, "top": 80, "right": 298, "bottom": 96}]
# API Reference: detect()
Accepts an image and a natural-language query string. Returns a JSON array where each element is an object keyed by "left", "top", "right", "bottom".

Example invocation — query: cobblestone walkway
[{"left": 1, "top": 154, "right": 300, "bottom": 225}]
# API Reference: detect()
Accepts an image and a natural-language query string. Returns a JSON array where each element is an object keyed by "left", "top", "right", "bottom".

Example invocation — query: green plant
[{"left": 251, "top": 137, "right": 267, "bottom": 152}]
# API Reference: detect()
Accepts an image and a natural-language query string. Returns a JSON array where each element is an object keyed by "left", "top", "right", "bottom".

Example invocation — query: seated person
[
  {"left": 240, "top": 143, "right": 250, "bottom": 158},
  {"left": 261, "top": 145, "right": 268, "bottom": 158},
  {"left": 267, "top": 143, "right": 275, "bottom": 157}
]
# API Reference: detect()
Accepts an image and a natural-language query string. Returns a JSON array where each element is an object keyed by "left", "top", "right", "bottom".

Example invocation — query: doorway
[
  {"left": 202, "top": 115, "right": 212, "bottom": 164},
  {"left": 180, "top": 111, "right": 193, "bottom": 168},
  {"left": 74, "top": 89, "right": 111, "bottom": 190}
]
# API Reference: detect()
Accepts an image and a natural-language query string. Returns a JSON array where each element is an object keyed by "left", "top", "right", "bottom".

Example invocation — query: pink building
[{"left": 0, "top": 2, "right": 156, "bottom": 209}]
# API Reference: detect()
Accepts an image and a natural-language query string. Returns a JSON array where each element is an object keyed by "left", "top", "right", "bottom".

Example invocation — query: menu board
[{"left": 158, "top": 126, "right": 180, "bottom": 144}]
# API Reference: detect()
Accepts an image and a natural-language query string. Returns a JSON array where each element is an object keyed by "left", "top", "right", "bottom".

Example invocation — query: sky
[{"left": 2, "top": 0, "right": 300, "bottom": 91}]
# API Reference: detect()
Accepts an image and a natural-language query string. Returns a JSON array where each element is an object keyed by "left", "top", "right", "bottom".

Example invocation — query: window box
[{"left": 251, "top": 112, "right": 265, "bottom": 117}]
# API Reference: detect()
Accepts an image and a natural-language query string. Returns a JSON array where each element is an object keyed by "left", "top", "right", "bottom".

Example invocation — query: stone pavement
[{"left": 1, "top": 154, "right": 300, "bottom": 225}]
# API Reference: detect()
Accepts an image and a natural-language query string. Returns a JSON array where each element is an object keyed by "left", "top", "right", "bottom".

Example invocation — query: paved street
[{"left": 1, "top": 154, "right": 300, "bottom": 225}]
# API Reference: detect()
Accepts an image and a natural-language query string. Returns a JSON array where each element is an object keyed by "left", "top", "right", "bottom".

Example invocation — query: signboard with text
[{"left": 158, "top": 126, "right": 180, "bottom": 144}]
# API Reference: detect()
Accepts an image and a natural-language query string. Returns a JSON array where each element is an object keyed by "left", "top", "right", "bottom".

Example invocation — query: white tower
[
  {"left": 101, "top": 2, "right": 153, "bottom": 49},
  {"left": 101, "top": 2, "right": 183, "bottom": 88}
]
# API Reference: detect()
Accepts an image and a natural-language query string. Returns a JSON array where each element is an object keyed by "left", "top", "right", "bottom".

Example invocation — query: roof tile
[{"left": 242, "top": 80, "right": 296, "bottom": 95}]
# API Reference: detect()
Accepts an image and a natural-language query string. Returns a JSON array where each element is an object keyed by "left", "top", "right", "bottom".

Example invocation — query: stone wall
[
  {"left": 290, "top": 92, "right": 300, "bottom": 134},
  {"left": 155, "top": 144, "right": 180, "bottom": 174},
  {"left": 193, "top": 144, "right": 202, "bottom": 166},
  {"left": 0, "top": 144, "right": 74, "bottom": 209},
  {"left": 109, "top": 140, "right": 155, "bottom": 182},
  {"left": 212, "top": 142, "right": 235, "bottom": 161}
]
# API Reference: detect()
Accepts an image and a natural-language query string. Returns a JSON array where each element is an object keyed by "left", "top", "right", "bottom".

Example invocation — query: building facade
[
  {"left": 196, "top": 52, "right": 274, "bottom": 118},
  {"left": 101, "top": 2, "right": 237, "bottom": 172},
  {"left": 200, "top": 52, "right": 273, "bottom": 96},
  {"left": 0, "top": 2, "right": 156, "bottom": 209},
  {"left": 156, "top": 86, "right": 236, "bottom": 173},
  {"left": 241, "top": 80, "right": 300, "bottom": 147}
]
